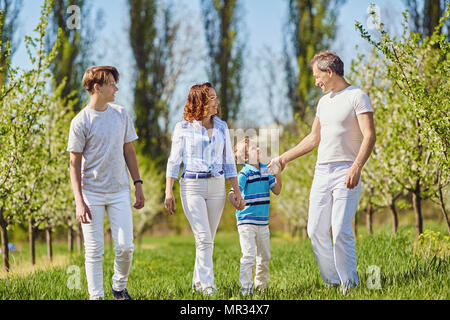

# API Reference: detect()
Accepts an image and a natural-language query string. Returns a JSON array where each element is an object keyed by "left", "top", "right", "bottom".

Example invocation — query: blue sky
[{"left": 11, "top": 0, "right": 406, "bottom": 128}]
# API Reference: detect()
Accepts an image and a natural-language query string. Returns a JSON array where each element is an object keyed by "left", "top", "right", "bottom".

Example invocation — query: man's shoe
[{"left": 112, "top": 288, "right": 133, "bottom": 300}]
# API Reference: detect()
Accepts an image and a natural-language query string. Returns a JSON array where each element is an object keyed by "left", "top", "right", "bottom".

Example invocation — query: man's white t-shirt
[
  {"left": 316, "top": 85, "right": 373, "bottom": 164},
  {"left": 67, "top": 103, "right": 138, "bottom": 193}
]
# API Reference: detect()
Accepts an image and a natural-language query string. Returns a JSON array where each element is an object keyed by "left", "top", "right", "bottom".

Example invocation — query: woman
[{"left": 164, "top": 82, "right": 245, "bottom": 295}]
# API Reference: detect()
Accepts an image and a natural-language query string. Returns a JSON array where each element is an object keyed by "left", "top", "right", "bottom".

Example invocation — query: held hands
[
  {"left": 228, "top": 190, "right": 246, "bottom": 210},
  {"left": 267, "top": 157, "right": 285, "bottom": 175}
]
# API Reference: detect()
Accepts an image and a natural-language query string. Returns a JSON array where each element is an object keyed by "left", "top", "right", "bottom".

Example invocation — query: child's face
[{"left": 247, "top": 142, "right": 260, "bottom": 164}]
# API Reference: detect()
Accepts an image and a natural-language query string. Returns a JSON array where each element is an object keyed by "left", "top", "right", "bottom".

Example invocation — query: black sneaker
[{"left": 112, "top": 288, "right": 133, "bottom": 300}]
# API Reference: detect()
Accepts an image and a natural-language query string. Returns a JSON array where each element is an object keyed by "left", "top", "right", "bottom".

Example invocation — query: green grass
[{"left": 0, "top": 224, "right": 448, "bottom": 300}]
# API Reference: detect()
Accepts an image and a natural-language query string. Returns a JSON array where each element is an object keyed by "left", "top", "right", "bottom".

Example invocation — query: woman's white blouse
[{"left": 166, "top": 117, "right": 237, "bottom": 179}]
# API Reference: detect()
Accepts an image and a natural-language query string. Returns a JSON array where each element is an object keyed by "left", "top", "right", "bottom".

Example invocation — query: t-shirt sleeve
[
  {"left": 237, "top": 172, "right": 247, "bottom": 192},
  {"left": 353, "top": 90, "right": 373, "bottom": 115},
  {"left": 67, "top": 118, "right": 85, "bottom": 153},
  {"left": 124, "top": 111, "right": 138, "bottom": 143},
  {"left": 268, "top": 174, "right": 276, "bottom": 190}
]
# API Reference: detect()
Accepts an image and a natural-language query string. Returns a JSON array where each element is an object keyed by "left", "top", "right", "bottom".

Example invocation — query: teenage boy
[{"left": 68, "top": 66, "right": 145, "bottom": 300}]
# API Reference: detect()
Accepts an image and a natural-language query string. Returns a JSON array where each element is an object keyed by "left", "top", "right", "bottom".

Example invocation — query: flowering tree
[
  {"left": 0, "top": 0, "right": 67, "bottom": 270},
  {"left": 354, "top": 4, "right": 450, "bottom": 236}
]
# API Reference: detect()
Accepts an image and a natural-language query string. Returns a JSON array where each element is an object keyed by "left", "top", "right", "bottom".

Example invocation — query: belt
[{"left": 181, "top": 170, "right": 224, "bottom": 179}]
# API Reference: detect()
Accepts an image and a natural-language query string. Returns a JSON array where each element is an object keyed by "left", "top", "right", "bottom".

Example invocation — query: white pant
[
  {"left": 180, "top": 175, "right": 225, "bottom": 291},
  {"left": 307, "top": 161, "right": 361, "bottom": 287},
  {"left": 238, "top": 224, "right": 270, "bottom": 290},
  {"left": 81, "top": 189, "right": 134, "bottom": 299}
]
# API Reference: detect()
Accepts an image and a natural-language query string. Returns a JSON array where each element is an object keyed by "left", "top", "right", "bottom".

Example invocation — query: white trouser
[
  {"left": 307, "top": 161, "right": 361, "bottom": 287},
  {"left": 180, "top": 175, "right": 225, "bottom": 291},
  {"left": 81, "top": 189, "right": 134, "bottom": 300},
  {"left": 238, "top": 224, "right": 270, "bottom": 290}
]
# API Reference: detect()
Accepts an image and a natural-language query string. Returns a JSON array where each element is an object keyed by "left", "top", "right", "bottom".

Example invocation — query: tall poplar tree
[
  {"left": 283, "top": 0, "right": 345, "bottom": 120},
  {"left": 0, "top": 0, "right": 22, "bottom": 85},
  {"left": 201, "top": 0, "right": 244, "bottom": 123},
  {"left": 129, "top": 0, "right": 180, "bottom": 161}
]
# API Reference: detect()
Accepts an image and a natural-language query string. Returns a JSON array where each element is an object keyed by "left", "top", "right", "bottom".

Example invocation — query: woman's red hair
[{"left": 183, "top": 82, "right": 220, "bottom": 122}]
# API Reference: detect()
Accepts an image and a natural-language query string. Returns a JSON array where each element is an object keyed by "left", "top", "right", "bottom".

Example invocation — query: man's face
[
  {"left": 97, "top": 73, "right": 118, "bottom": 102},
  {"left": 312, "top": 62, "right": 332, "bottom": 93}
]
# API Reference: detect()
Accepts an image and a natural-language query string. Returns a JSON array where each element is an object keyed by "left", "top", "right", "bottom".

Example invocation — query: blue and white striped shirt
[
  {"left": 166, "top": 116, "right": 237, "bottom": 179},
  {"left": 235, "top": 163, "right": 276, "bottom": 226}
]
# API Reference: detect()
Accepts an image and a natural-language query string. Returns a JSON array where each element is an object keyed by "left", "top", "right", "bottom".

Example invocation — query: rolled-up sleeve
[
  {"left": 222, "top": 122, "right": 237, "bottom": 179},
  {"left": 166, "top": 122, "right": 184, "bottom": 179}
]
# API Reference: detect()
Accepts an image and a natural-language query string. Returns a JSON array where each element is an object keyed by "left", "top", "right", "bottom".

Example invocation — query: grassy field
[{"left": 0, "top": 223, "right": 449, "bottom": 300}]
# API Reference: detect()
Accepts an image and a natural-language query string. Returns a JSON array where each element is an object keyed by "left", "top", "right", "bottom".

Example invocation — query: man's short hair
[
  {"left": 310, "top": 51, "right": 344, "bottom": 76},
  {"left": 82, "top": 66, "right": 119, "bottom": 94}
]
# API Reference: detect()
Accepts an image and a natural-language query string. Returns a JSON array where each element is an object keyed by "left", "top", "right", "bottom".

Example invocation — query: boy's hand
[{"left": 228, "top": 190, "right": 246, "bottom": 210}]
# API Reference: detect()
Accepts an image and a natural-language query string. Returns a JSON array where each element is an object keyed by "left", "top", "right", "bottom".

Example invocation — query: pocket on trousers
[{"left": 333, "top": 183, "right": 361, "bottom": 200}]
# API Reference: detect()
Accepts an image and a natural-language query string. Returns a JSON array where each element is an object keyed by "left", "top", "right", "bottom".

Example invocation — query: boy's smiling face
[{"left": 247, "top": 141, "right": 260, "bottom": 165}]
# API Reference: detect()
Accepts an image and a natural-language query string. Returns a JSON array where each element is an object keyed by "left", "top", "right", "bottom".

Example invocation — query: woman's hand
[{"left": 164, "top": 191, "right": 176, "bottom": 215}]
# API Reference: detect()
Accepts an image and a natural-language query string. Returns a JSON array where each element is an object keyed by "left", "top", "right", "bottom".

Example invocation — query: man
[
  {"left": 68, "top": 66, "right": 145, "bottom": 300},
  {"left": 268, "top": 51, "right": 376, "bottom": 293}
]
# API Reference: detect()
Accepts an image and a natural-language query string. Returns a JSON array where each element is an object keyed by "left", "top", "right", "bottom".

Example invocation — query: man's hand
[
  {"left": 134, "top": 184, "right": 145, "bottom": 209},
  {"left": 345, "top": 164, "right": 362, "bottom": 189},
  {"left": 76, "top": 200, "right": 92, "bottom": 224},
  {"left": 164, "top": 192, "right": 176, "bottom": 215}
]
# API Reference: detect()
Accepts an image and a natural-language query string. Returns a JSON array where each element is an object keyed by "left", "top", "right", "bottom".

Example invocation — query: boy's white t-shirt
[
  {"left": 67, "top": 103, "right": 138, "bottom": 193},
  {"left": 315, "top": 85, "right": 373, "bottom": 164}
]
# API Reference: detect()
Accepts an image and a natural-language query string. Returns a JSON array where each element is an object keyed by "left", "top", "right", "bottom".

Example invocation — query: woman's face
[{"left": 206, "top": 88, "right": 219, "bottom": 117}]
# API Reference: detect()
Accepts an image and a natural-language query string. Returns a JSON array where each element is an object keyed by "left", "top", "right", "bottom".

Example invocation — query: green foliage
[
  {"left": 201, "top": 0, "right": 244, "bottom": 122},
  {"left": 352, "top": 3, "right": 450, "bottom": 236},
  {"left": 283, "top": 0, "right": 345, "bottom": 119},
  {"left": 0, "top": 0, "right": 77, "bottom": 269}
]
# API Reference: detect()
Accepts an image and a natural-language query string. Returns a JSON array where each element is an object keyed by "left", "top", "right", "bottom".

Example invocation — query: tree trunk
[
  {"left": 29, "top": 217, "right": 36, "bottom": 265},
  {"left": 0, "top": 211, "right": 9, "bottom": 272},
  {"left": 68, "top": 225, "right": 74, "bottom": 253},
  {"left": 412, "top": 186, "right": 423, "bottom": 237},
  {"left": 366, "top": 203, "right": 373, "bottom": 235},
  {"left": 438, "top": 177, "right": 450, "bottom": 235},
  {"left": 353, "top": 211, "right": 358, "bottom": 239},
  {"left": 390, "top": 201, "right": 399, "bottom": 235},
  {"left": 46, "top": 227, "right": 53, "bottom": 261}
]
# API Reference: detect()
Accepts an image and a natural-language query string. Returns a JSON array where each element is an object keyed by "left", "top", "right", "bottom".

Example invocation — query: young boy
[
  {"left": 229, "top": 138, "right": 282, "bottom": 295},
  {"left": 67, "top": 66, "right": 145, "bottom": 300}
]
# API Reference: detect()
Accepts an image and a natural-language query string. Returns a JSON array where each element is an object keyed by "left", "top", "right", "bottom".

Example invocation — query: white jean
[
  {"left": 238, "top": 224, "right": 270, "bottom": 290},
  {"left": 180, "top": 175, "right": 226, "bottom": 291},
  {"left": 81, "top": 189, "right": 134, "bottom": 300},
  {"left": 307, "top": 161, "right": 361, "bottom": 287}
]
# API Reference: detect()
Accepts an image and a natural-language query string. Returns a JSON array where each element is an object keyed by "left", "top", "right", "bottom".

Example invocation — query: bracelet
[{"left": 133, "top": 179, "right": 143, "bottom": 186}]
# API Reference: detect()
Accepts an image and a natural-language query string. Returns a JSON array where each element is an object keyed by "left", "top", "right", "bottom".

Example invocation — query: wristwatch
[{"left": 133, "top": 179, "right": 143, "bottom": 186}]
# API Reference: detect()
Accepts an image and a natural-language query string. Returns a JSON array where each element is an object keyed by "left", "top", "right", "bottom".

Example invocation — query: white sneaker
[
  {"left": 240, "top": 287, "right": 254, "bottom": 296},
  {"left": 203, "top": 287, "right": 218, "bottom": 296}
]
